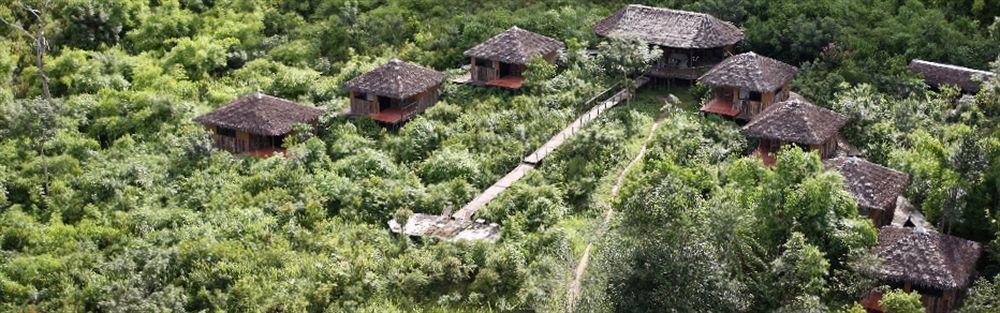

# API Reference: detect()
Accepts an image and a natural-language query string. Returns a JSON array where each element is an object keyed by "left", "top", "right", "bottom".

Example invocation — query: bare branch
[
  {"left": 16, "top": 3, "right": 41, "bottom": 20},
  {"left": 0, "top": 16, "right": 34, "bottom": 39}
]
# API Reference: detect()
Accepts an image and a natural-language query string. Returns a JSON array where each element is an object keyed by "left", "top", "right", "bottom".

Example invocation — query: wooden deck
[
  {"left": 699, "top": 97, "right": 739, "bottom": 117},
  {"left": 648, "top": 64, "right": 712, "bottom": 80},
  {"left": 241, "top": 147, "right": 285, "bottom": 158},
  {"left": 755, "top": 147, "right": 777, "bottom": 166},
  {"left": 368, "top": 108, "right": 407, "bottom": 124},
  {"left": 484, "top": 76, "right": 525, "bottom": 89}
]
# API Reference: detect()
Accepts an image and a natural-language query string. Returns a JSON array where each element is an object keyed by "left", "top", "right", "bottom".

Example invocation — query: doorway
[
  {"left": 499, "top": 62, "right": 512, "bottom": 77},
  {"left": 378, "top": 96, "right": 392, "bottom": 111}
]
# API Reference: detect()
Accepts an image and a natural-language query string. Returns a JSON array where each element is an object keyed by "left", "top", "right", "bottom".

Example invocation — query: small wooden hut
[
  {"left": 343, "top": 59, "right": 446, "bottom": 124},
  {"left": 740, "top": 97, "right": 848, "bottom": 164},
  {"left": 861, "top": 225, "right": 982, "bottom": 313},
  {"left": 698, "top": 52, "right": 797, "bottom": 120},
  {"left": 593, "top": 4, "right": 743, "bottom": 80},
  {"left": 193, "top": 93, "right": 323, "bottom": 157},
  {"left": 909, "top": 59, "right": 995, "bottom": 94},
  {"left": 464, "top": 26, "right": 564, "bottom": 89},
  {"left": 825, "top": 157, "right": 910, "bottom": 226}
]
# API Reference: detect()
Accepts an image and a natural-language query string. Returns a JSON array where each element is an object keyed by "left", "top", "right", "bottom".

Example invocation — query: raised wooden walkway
[{"left": 452, "top": 77, "right": 649, "bottom": 221}]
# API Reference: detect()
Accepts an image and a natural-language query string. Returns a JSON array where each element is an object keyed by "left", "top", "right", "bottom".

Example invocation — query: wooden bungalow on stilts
[
  {"left": 697, "top": 52, "right": 797, "bottom": 120},
  {"left": 593, "top": 4, "right": 744, "bottom": 82},
  {"left": 825, "top": 157, "right": 910, "bottom": 227},
  {"left": 740, "top": 97, "right": 848, "bottom": 165},
  {"left": 343, "top": 59, "right": 446, "bottom": 125},
  {"left": 860, "top": 225, "right": 982, "bottom": 313},
  {"left": 193, "top": 92, "right": 323, "bottom": 157},
  {"left": 464, "top": 26, "right": 564, "bottom": 90}
]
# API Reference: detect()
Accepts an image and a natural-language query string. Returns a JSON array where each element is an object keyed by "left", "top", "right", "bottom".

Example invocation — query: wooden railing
[
  {"left": 210, "top": 134, "right": 251, "bottom": 153},
  {"left": 399, "top": 98, "right": 432, "bottom": 121},
  {"left": 349, "top": 98, "right": 378, "bottom": 115},
  {"left": 476, "top": 66, "right": 496, "bottom": 82},
  {"left": 737, "top": 100, "right": 752, "bottom": 120},
  {"left": 649, "top": 63, "right": 713, "bottom": 80}
]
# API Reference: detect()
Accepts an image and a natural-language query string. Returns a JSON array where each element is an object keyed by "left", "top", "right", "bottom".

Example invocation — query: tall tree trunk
[
  {"left": 34, "top": 30, "right": 51, "bottom": 194},
  {"left": 2, "top": 1, "right": 54, "bottom": 199}
]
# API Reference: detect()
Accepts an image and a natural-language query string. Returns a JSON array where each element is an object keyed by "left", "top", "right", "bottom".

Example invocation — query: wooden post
[{"left": 470, "top": 57, "right": 476, "bottom": 82}]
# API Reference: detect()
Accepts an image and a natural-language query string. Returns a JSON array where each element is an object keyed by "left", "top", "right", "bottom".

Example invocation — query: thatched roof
[
  {"left": 193, "top": 93, "right": 323, "bottom": 136},
  {"left": 464, "top": 26, "right": 565, "bottom": 65},
  {"left": 342, "top": 59, "right": 446, "bottom": 99},
  {"left": 698, "top": 52, "right": 798, "bottom": 92},
  {"left": 873, "top": 226, "right": 981, "bottom": 290},
  {"left": 909, "top": 59, "right": 995, "bottom": 93},
  {"left": 741, "top": 98, "right": 848, "bottom": 145},
  {"left": 825, "top": 157, "right": 909, "bottom": 211},
  {"left": 593, "top": 4, "right": 743, "bottom": 49}
]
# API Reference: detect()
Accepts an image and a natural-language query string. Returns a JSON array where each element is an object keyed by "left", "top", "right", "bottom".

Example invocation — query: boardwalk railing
[
  {"left": 452, "top": 76, "right": 650, "bottom": 221},
  {"left": 523, "top": 77, "right": 648, "bottom": 165}
]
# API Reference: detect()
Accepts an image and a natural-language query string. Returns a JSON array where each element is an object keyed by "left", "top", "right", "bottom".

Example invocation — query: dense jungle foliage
[{"left": 1, "top": 0, "right": 999, "bottom": 312}]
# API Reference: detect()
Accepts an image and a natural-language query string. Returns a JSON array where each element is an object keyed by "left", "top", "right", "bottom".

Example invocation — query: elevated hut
[
  {"left": 741, "top": 98, "right": 848, "bottom": 164},
  {"left": 343, "top": 59, "right": 446, "bottom": 124},
  {"left": 698, "top": 52, "right": 797, "bottom": 120},
  {"left": 193, "top": 93, "right": 323, "bottom": 157},
  {"left": 825, "top": 157, "right": 910, "bottom": 226},
  {"left": 593, "top": 4, "right": 743, "bottom": 80},
  {"left": 909, "top": 59, "right": 995, "bottom": 94},
  {"left": 862, "top": 226, "right": 982, "bottom": 313},
  {"left": 464, "top": 26, "right": 564, "bottom": 89}
]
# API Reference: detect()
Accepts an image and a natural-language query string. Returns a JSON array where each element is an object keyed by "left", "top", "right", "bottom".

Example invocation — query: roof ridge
[
  {"left": 628, "top": 4, "right": 709, "bottom": 18},
  {"left": 912, "top": 59, "right": 995, "bottom": 76},
  {"left": 596, "top": 5, "right": 743, "bottom": 49},
  {"left": 752, "top": 54, "right": 767, "bottom": 91}
]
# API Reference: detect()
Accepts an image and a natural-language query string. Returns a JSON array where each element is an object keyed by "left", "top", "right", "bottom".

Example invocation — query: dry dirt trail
[{"left": 565, "top": 108, "right": 669, "bottom": 312}]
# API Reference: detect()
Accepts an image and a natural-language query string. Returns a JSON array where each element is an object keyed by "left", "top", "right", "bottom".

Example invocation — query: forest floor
[{"left": 562, "top": 86, "right": 696, "bottom": 311}]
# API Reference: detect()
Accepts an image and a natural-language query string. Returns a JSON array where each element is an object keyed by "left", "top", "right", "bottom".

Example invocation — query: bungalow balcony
[
  {"left": 648, "top": 50, "right": 727, "bottom": 80},
  {"left": 483, "top": 75, "right": 525, "bottom": 89},
  {"left": 699, "top": 97, "right": 740, "bottom": 118},
  {"left": 350, "top": 92, "right": 438, "bottom": 124},
  {"left": 754, "top": 145, "right": 777, "bottom": 166},
  {"left": 209, "top": 134, "right": 286, "bottom": 158},
  {"left": 648, "top": 63, "right": 715, "bottom": 80},
  {"left": 365, "top": 103, "right": 428, "bottom": 124},
  {"left": 469, "top": 59, "right": 530, "bottom": 89}
]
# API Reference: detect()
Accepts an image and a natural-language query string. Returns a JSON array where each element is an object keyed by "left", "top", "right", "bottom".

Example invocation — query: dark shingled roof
[
  {"left": 342, "top": 59, "right": 446, "bottom": 99},
  {"left": 741, "top": 98, "right": 848, "bottom": 145},
  {"left": 464, "top": 26, "right": 565, "bottom": 65},
  {"left": 873, "top": 226, "right": 981, "bottom": 290},
  {"left": 825, "top": 157, "right": 909, "bottom": 211},
  {"left": 698, "top": 52, "right": 798, "bottom": 92},
  {"left": 193, "top": 93, "right": 323, "bottom": 136},
  {"left": 593, "top": 4, "right": 743, "bottom": 49},
  {"left": 909, "top": 59, "right": 996, "bottom": 94}
]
